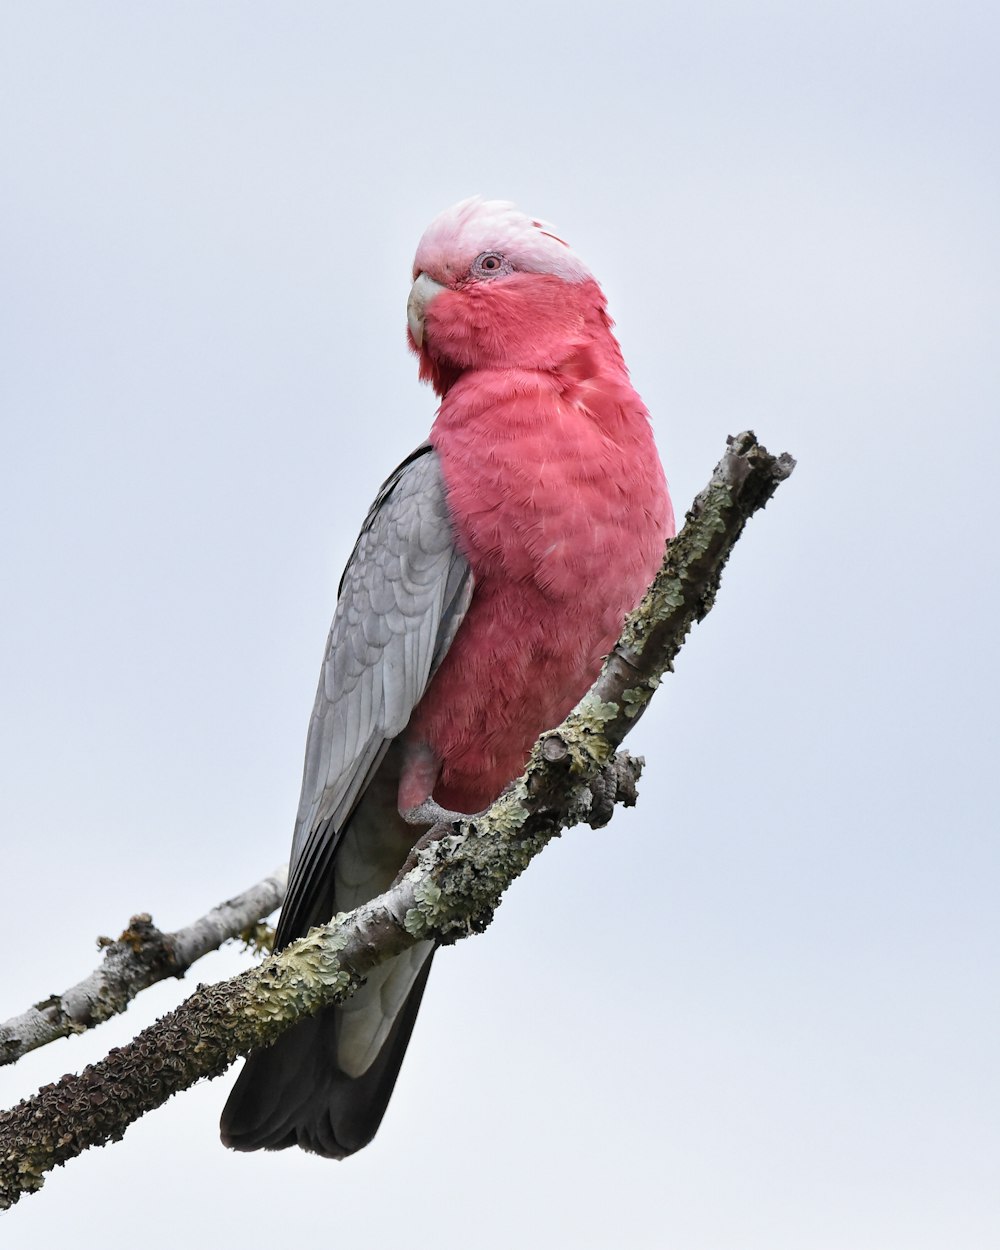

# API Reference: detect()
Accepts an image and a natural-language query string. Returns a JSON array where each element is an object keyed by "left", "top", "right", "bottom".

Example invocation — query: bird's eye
[{"left": 472, "top": 251, "right": 510, "bottom": 278}]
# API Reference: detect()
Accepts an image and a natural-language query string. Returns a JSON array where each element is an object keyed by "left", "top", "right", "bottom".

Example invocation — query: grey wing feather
[{"left": 275, "top": 444, "right": 472, "bottom": 948}]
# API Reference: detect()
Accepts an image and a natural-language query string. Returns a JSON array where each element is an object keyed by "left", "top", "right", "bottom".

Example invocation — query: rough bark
[
  {"left": 0, "top": 870, "right": 287, "bottom": 1068},
  {"left": 0, "top": 431, "right": 794, "bottom": 1209}
]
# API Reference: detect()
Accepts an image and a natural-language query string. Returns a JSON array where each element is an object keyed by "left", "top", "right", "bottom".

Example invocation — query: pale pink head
[
  {"left": 407, "top": 197, "right": 614, "bottom": 395},
  {"left": 412, "top": 196, "right": 593, "bottom": 287}
]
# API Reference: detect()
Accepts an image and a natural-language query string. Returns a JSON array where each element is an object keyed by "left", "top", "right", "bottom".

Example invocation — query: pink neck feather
[{"left": 418, "top": 276, "right": 629, "bottom": 399}]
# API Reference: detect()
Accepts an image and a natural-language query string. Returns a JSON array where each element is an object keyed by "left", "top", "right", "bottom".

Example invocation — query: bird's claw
[{"left": 587, "top": 754, "right": 640, "bottom": 829}]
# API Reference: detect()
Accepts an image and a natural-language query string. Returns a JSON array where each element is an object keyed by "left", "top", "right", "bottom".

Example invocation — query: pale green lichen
[
  {"left": 244, "top": 926, "right": 353, "bottom": 1027},
  {"left": 404, "top": 878, "right": 442, "bottom": 938},
  {"left": 575, "top": 691, "right": 620, "bottom": 724},
  {"left": 487, "top": 784, "right": 530, "bottom": 833},
  {"left": 238, "top": 920, "right": 276, "bottom": 957},
  {"left": 543, "top": 691, "right": 622, "bottom": 773},
  {"left": 621, "top": 686, "right": 652, "bottom": 718}
]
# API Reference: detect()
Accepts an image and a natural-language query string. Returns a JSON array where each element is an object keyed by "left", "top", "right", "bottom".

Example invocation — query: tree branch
[
  {"left": 0, "top": 431, "right": 794, "bottom": 1209},
  {"left": 0, "top": 869, "right": 287, "bottom": 1067}
]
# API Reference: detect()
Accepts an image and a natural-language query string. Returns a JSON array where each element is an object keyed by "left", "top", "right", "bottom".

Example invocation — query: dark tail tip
[{"left": 220, "top": 955, "right": 434, "bottom": 1159}]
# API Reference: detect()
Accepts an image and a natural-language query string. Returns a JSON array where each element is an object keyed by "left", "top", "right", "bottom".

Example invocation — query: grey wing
[{"left": 274, "top": 444, "right": 472, "bottom": 949}]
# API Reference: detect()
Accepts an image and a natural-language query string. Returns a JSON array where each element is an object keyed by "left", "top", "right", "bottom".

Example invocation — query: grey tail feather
[{"left": 220, "top": 953, "right": 435, "bottom": 1159}]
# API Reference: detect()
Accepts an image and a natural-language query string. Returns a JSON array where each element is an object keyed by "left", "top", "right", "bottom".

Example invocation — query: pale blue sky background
[{"left": 2, "top": 3, "right": 997, "bottom": 1247}]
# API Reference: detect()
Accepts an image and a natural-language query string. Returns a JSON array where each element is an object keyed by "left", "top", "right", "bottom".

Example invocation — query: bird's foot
[
  {"left": 587, "top": 753, "right": 642, "bottom": 829},
  {"left": 400, "top": 798, "right": 490, "bottom": 829},
  {"left": 396, "top": 798, "right": 495, "bottom": 880}
]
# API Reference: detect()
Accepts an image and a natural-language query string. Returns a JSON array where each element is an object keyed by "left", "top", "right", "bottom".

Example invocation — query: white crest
[{"left": 414, "top": 196, "right": 593, "bottom": 284}]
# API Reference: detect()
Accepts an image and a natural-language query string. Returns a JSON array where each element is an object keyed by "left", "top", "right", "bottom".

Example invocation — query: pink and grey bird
[{"left": 220, "top": 197, "right": 675, "bottom": 1157}]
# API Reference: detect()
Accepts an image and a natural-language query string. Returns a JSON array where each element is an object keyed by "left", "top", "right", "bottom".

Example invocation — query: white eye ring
[{"left": 472, "top": 251, "right": 512, "bottom": 278}]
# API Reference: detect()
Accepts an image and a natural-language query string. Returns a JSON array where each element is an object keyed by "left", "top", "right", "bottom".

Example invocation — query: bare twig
[
  {"left": 0, "top": 432, "right": 794, "bottom": 1209},
  {"left": 0, "top": 868, "right": 287, "bottom": 1066}
]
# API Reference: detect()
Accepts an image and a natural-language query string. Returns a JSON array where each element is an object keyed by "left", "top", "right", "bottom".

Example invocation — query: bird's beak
[{"left": 407, "top": 272, "right": 447, "bottom": 348}]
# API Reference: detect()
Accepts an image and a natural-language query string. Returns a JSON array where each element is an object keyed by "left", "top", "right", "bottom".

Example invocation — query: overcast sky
[{"left": 2, "top": 3, "right": 997, "bottom": 1247}]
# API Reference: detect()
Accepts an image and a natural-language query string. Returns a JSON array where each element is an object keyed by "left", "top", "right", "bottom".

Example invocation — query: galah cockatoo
[{"left": 220, "top": 197, "right": 675, "bottom": 1158}]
